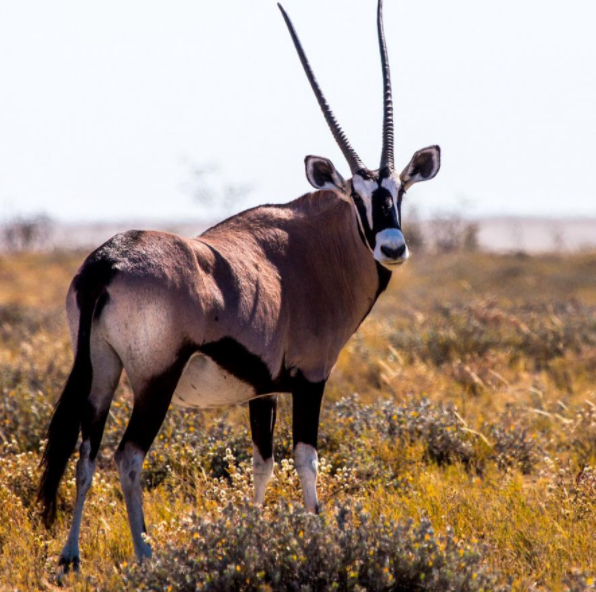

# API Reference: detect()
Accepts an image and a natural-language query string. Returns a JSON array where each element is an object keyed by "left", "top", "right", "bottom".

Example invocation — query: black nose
[{"left": 380, "top": 244, "right": 406, "bottom": 259}]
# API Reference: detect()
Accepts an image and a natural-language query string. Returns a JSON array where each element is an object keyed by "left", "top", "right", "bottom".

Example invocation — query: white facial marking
[
  {"left": 380, "top": 176, "right": 399, "bottom": 196},
  {"left": 373, "top": 228, "right": 409, "bottom": 268},
  {"left": 294, "top": 442, "right": 319, "bottom": 513},
  {"left": 352, "top": 175, "right": 376, "bottom": 229},
  {"left": 381, "top": 176, "right": 401, "bottom": 223}
]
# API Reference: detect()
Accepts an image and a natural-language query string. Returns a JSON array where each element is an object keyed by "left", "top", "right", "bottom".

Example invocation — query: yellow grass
[{"left": 1, "top": 250, "right": 595, "bottom": 590}]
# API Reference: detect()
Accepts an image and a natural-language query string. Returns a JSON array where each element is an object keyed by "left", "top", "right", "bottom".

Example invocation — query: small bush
[
  {"left": 123, "top": 501, "right": 507, "bottom": 592},
  {"left": 334, "top": 395, "right": 474, "bottom": 467},
  {"left": 488, "top": 422, "right": 539, "bottom": 475}
]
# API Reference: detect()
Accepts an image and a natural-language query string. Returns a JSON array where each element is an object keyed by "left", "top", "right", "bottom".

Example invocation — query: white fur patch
[
  {"left": 373, "top": 228, "right": 409, "bottom": 267},
  {"left": 352, "top": 175, "right": 376, "bottom": 228},
  {"left": 253, "top": 446, "right": 274, "bottom": 505},
  {"left": 380, "top": 176, "right": 400, "bottom": 197},
  {"left": 172, "top": 353, "right": 257, "bottom": 409},
  {"left": 294, "top": 443, "right": 319, "bottom": 513}
]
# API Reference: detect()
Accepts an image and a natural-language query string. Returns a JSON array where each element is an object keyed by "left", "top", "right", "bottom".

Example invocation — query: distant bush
[
  {"left": 124, "top": 501, "right": 507, "bottom": 592},
  {"left": 429, "top": 215, "right": 480, "bottom": 254},
  {"left": 403, "top": 207, "right": 426, "bottom": 252},
  {"left": 1, "top": 215, "right": 53, "bottom": 252}
]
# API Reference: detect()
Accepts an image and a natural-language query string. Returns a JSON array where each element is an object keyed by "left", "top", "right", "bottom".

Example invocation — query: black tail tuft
[
  {"left": 38, "top": 353, "right": 92, "bottom": 527},
  {"left": 37, "top": 267, "right": 109, "bottom": 527}
]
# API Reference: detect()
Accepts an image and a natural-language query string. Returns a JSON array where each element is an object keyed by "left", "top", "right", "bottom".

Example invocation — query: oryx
[{"left": 38, "top": 0, "right": 440, "bottom": 568}]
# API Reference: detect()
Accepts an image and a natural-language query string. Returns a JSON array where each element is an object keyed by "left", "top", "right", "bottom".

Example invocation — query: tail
[{"left": 38, "top": 271, "right": 106, "bottom": 527}]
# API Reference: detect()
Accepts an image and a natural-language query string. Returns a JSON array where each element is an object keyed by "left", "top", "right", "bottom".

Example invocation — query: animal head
[{"left": 279, "top": 0, "right": 441, "bottom": 268}]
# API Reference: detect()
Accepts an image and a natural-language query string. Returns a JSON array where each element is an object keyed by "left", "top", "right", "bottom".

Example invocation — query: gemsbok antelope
[{"left": 38, "top": 0, "right": 441, "bottom": 568}]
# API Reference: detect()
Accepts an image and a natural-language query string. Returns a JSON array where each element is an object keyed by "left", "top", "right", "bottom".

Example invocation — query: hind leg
[
  {"left": 60, "top": 341, "right": 122, "bottom": 572},
  {"left": 115, "top": 358, "right": 188, "bottom": 561},
  {"left": 250, "top": 395, "right": 277, "bottom": 505}
]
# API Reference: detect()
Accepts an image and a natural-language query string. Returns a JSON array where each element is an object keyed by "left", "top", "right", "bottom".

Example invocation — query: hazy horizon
[{"left": 1, "top": 0, "right": 595, "bottom": 223}]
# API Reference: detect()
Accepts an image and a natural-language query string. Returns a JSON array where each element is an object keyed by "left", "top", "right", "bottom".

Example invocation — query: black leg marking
[
  {"left": 250, "top": 395, "right": 278, "bottom": 505},
  {"left": 292, "top": 376, "right": 325, "bottom": 449},
  {"left": 292, "top": 375, "right": 325, "bottom": 513},
  {"left": 250, "top": 395, "right": 277, "bottom": 461},
  {"left": 115, "top": 348, "right": 192, "bottom": 561}
]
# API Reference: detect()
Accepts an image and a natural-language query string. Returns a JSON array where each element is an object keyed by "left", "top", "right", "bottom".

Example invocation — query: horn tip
[{"left": 278, "top": 3, "right": 290, "bottom": 22}]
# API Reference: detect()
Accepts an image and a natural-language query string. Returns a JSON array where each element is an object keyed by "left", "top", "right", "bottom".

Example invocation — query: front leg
[
  {"left": 292, "top": 376, "right": 325, "bottom": 514},
  {"left": 249, "top": 395, "right": 277, "bottom": 505}
]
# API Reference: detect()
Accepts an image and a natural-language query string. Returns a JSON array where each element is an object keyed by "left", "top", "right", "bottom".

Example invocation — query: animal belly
[{"left": 172, "top": 353, "right": 257, "bottom": 409}]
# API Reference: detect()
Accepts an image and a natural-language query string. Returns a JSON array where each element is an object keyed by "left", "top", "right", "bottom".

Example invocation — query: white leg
[
  {"left": 294, "top": 442, "right": 319, "bottom": 513},
  {"left": 252, "top": 445, "right": 274, "bottom": 505}
]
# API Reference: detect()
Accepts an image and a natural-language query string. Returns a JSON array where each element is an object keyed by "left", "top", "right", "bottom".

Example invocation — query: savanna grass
[{"left": 0, "top": 251, "right": 595, "bottom": 591}]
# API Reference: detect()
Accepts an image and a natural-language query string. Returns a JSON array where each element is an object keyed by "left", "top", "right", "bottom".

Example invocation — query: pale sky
[{"left": 0, "top": 0, "right": 595, "bottom": 223}]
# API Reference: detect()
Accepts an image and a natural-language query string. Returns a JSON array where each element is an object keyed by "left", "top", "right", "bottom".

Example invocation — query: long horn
[
  {"left": 378, "top": 0, "right": 395, "bottom": 171},
  {"left": 278, "top": 3, "right": 365, "bottom": 174}
]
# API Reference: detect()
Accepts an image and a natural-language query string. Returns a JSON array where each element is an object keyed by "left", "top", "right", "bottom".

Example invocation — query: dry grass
[{"left": 1, "top": 251, "right": 596, "bottom": 590}]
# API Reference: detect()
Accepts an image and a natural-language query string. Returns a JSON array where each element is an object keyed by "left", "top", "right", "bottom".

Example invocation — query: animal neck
[{"left": 302, "top": 189, "right": 392, "bottom": 302}]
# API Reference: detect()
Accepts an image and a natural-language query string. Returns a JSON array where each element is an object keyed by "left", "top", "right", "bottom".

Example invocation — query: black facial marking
[
  {"left": 371, "top": 186, "right": 399, "bottom": 236},
  {"left": 351, "top": 191, "right": 376, "bottom": 249},
  {"left": 350, "top": 171, "right": 402, "bottom": 252}
]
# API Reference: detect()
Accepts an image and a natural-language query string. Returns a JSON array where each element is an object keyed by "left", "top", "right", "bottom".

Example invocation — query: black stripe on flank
[{"left": 198, "top": 337, "right": 293, "bottom": 395}]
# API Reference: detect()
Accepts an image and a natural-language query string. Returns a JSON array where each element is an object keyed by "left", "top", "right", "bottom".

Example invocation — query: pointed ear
[
  {"left": 400, "top": 146, "right": 441, "bottom": 190},
  {"left": 305, "top": 156, "right": 346, "bottom": 192}
]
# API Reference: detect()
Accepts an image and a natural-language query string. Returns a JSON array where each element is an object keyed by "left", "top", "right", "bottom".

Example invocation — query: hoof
[{"left": 58, "top": 554, "right": 80, "bottom": 574}]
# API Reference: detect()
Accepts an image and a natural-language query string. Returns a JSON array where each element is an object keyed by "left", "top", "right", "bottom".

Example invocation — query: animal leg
[
  {"left": 292, "top": 377, "right": 325, "bottom": 514},
  {"left": 60, "top": 342, "right": 122, "bottom": 572},
  {"left": 115, "top": 357, "right": 189, "bottom": 561},
  {"left": 249, "top": 395, "right": 277, "bottom": 505}
]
